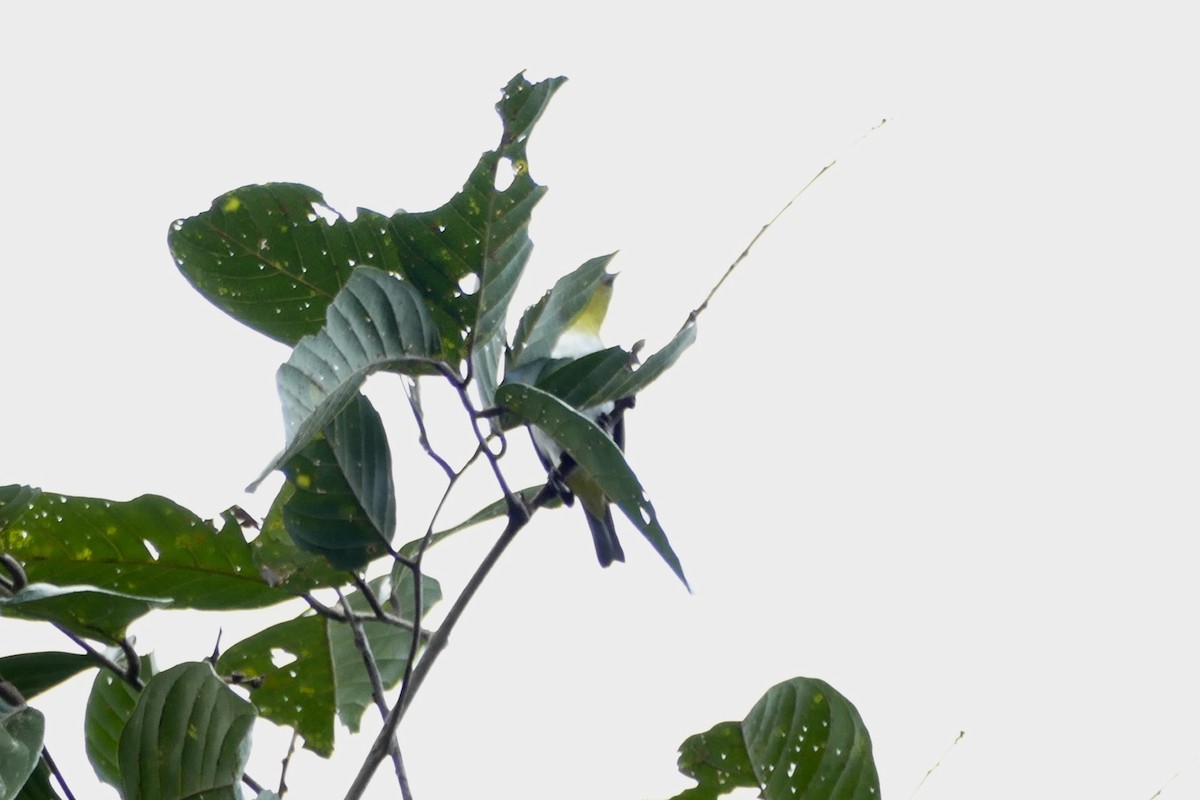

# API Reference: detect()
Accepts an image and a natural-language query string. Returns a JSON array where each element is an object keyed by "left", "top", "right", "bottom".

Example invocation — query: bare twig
[
  {"left": 55, "top": 627, "right": 143, "bottom": 690},
  {"left": 302, "top": 593, "right": 432, "bottom": 640},
  {"left": 41, "top": 747, "right": 78, "bottom": 800},
  {"left": 404, "top": 376, "right": 456, "bottom": 481},
  {"left": 1148, "top": 751, "right": 1200, "bottom": 800},
  {"left": 0, "top": 553, "right": 28, "bottom": 591},
  {"left": 909, "top": 730, "right": 965, "bottom": 799},
  {"left": 687, "top": 118, "right": 888, "bottom": 326},
  {"left": 277, "top": 729, "right": 300, "bottom": 798}
]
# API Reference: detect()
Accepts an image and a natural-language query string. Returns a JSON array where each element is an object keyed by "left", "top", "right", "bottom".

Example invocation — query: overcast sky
[{"left": 3, "top": 2, "right": 1199, "bottom": 799}]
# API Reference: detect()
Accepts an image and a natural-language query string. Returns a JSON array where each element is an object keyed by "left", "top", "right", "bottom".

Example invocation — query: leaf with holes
[
  {"left": 672, "top": 720, "right": 759, "bottom": 800},
  {"left": 250, "top": 266, "right": 438, "bottom": 489},
  {"left": 0, "top": 584, "right": 169, "bottom": 645},
  {"left": 118, "top": 663, "right": 255, "bottom": 800},
  {"left": 0, "top": 493, "right": 288, "bottom": 610},
  {"left": 495, "top": 382, "right": 687, "bottom": 588}
]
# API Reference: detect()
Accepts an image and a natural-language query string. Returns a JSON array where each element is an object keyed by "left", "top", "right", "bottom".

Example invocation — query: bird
[{"left": 528, "top": 273, "right": 626, "bottom": 567}]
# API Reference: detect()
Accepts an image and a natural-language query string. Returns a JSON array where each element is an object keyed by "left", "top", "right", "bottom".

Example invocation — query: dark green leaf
[
  {"left": 495, "top": 383, "right": 688, "bottom": 588},
  {"left": 248, "top": 490, "right": 345, "bottom": 591},
  {"left": 326, "top": 393, "right": 396, "bottom": 542},
  {"left": 670, "top": 720, "right": 758, "bottom": 800},
  {"left": 509, "top": 254, "right": 615, "bottom": 366},
  {"left": 603, "top": 320, "right": 698, "bottom": 403},
  {"left": 13, "top": 757, "right": 60, "bottom": 800},
  {"left": 0, "top": 493, "right": 287, "bottom": 610},
  {"left": 0, "top": 584, "right": 169, "bottom": 645},
  {"left": 0, "top": 697, "right": 43, "bottom": 800},
  {"left": 85, "top": 655, "right": 154, "bottom": 790},
  {"left": 0, "top": 652, "right": 94, "bottom": 700},
  {"left": 532, "top": 347, "right": 634, "bottom": 411},
  {"left": 251, "top": 266, "right": 439, "bottom": 489},
  {"left": 0, "top": 486, "right": 40, "bottom": 529},
  {"left": 168, "top": 183, "right": 358, "bottom": 345},
  {"left": 118, "top": 663, "right": 255, "bottom": 800},
  {"left": 741, "top": 678, "right": 880, "bottom": 800}
]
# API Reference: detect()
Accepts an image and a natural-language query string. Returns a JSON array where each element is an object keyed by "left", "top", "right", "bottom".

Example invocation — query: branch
[
  {"left": 302, "top": 593, "right": 432, "bottom": 640},
  {"left": 687, "top": 118, "right": 888, "bottom": 326},
  {"left": 41, "top": 747, "right": 78, "bottom": 800},
  {"left": 336, "top": 588, "right": 411, "bottom": 800}
]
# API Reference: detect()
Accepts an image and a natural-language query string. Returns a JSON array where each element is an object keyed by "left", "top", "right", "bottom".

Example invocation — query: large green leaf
[
  {"left": 278, "top": 393, "right": 397, "bottom": 570},
  {"left": 250, "top": 266, "right": 439, "bottom": 489},
  {"left": 0, "top": 694, "right": 43, "bottom": 800},
  {"left": 248, "top": 490, "right": 345, "bottom": 591},
  {"left": 0, "top": 493, "right": 288, "bottom": 610},
  {"left": 118, "top": 662, "right": 255, "bottom": 800},
  {"left": 0, "top": 652, "right": 94, "bottom": 701},
  {"left": 168, "top": 183, "right": 360, "bottom": 345},
  {"left": 85, "top": 654, "right": 154, "bottom": 790},
  {"left": 0, "top": 584, "right": 169, "bottom": 645},
  {"left": 668, "top": 678, "right": 880, "bottom": 800},
  {"left": 495, "top": 382, "right": 688, "bottom": 588}
]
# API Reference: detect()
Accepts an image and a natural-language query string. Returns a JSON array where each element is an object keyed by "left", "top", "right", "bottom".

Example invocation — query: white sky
[{"left": 3, "top": 2, "right": 1199, "bottom": 799}]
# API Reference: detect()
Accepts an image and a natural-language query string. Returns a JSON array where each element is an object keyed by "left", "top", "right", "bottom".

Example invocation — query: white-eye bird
[{"left": 529, "top": 273, "right": 626, "bottom": 567}]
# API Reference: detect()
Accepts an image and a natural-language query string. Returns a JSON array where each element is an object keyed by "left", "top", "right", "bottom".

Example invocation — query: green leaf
[
  {"left": 603, "top": 320, "right": 698, "bottom": 403},
  {"left": 85, "top": 655, "right": 154, "bottom": 790},
  {"left": 215, "top": 615, "right": 334, "bottom": 757},
  {"left": 277, "top": 393, "right": 397, "bottom": 570},
  {"left": 0, "top": 493, "right": 288, "bottom": 610},
  {"left": 216, "top": 572, "right": 440, "bottom": 756},
  {"left": 398, "top": 484, "right": 561, "bottom": 559},
  {"left": 13, "top": 757, "right": 60, "bottom": 800},
  {"left": 330, "top": 572, "right": 440, "bottom": 733},
  {"left": 0, "top": 695, "right": 43, "bottom": 800},
  {"left": 251, "top": 266, "right": 439, "bottom": 489},
  {"left": 495, "top": 383, "right": 688, "bottom": 587},
  {"left": 0, "top": 584, "right": 170, "bottom": 645},
  {"left": 168, "top": 183, "right": 359, "bottom": 346},
  {"left": 0, "top": 486, "right": 40, "bottom": 529},
  {"left": 672, "top": 720, "right": 759, "bottom": 800},
  {"left": 248, "top": 490, "right": 345, "bottom": 591},
  {"left": 509, "top": 254, "right": 615, "bottom": 366},
  {"left": 118, "top": 662, "right": 256, "bottom": 800},
  {"left": 0, "top": 652, "right": 94, "bottom": 700},
  {"left": 742, "top": 678, "right": 879, "bottom": 800}
]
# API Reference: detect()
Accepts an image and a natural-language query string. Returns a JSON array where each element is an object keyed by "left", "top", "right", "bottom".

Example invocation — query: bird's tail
[{"left": 585, "top": 505, "right": 625, "bottom": 567}]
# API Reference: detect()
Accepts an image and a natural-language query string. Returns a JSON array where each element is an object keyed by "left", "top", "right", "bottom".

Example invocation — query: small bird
[{"left": 529, "top": 273, "right": 626, "bottom": 567}]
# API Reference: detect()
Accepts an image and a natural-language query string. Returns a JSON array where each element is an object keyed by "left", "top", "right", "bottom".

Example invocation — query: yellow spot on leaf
[
  {"left": 296, "top": 473, "right": 313, "bottom": 489},
  {"left": 223, "top": 196, "right": 241, "bottom": 212}
]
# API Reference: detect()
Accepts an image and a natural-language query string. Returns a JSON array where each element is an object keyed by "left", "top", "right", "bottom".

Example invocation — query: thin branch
[
  {"left": 55, "top": 627, "right": 143, "bottom": 690},
  {"left": 1148, "top": 750, "right": 1200, "bottom": 800},
  {"left": 687, "top": 118, "right": 888, "bottom": 326},
  {"left": 277, "top": 729, "right": 300, "bottom": 798},
  {"left": 909, "top": 730, "right": 965, "bottom": 799},
  {"left": 0, "top": 553, "right": 28, "bottom": 591},
  {"left": 302, "top": 593, "right": 432, "bottom": 640},
  {"left": 404, "top": 376, "right": 456, "bottom": 481},
  {"left": 336, "top": 588, "right": 411, "bottom": 800},
  {"left": 350, "top": 573, "right": 391, "bottom": 621},
  {"left": 41, "top": 747, "right": 78, "bottom": 800}
]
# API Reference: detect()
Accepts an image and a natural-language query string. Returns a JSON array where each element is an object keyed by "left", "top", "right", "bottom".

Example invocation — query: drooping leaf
[
  {"left": 276, "top": 393, "right": 397, "bottom": 570},
  {"left": 601, "top": 319, "right": 698, "bottom": 403},
  {"left": 0, "top": 584, "right": 169, "bottom": 645},
  {"left": 85, "top": 654, "right": 154, "bottom": 790},
  {"left": 495, "top": 383, "right": 688, "bottom": 588},
  {"left": 509, "top": 254, "right": 615, "bottom": 367},
  {"left": 118, "top": 663, "right": 255, "bottom": 800},
  {"left": 251, "top": 266, "right": 439, "bottom": 489},
  {"left": 0, "top": 652, "right": 94, "bottom": 700},
  {"left": 13, "top": 756, "right": 60, "bottom": 800},
  {"left": 0, "top": 493, "right": 289, "bottom": 610},
  {"left": 741, "top": 678, "right": 879, "bottom": 800},
  {"left": 0, "top": 694, "right": 43, "bottom": 800}
]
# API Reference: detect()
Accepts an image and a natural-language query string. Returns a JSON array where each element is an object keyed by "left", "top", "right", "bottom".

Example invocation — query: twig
[
  {"left": 302, "top": 593, "right": 432, "bottom": 640},
  {"left": 404, "top": 376, "right": 456, "bottom": 481},
  {"left": 336, "top": 588, "right": 411, "bottom": 800},
  {"left": 0, "top": 553, "right": 27, "bottom": 591},
  {"left": 350, "top": 573, "right": 391, "bottom": 621},
  {"left": 41, "top": 747, "right": 78, "bottom": 800},
  {"left": 909, "top": 730, "right": 965, "bottom": 799},
  {"left": 277, "top": 729, "right": 300, "bottom": 798},
  {"left": 55, "top": 627, "right": 143, "bottom": 690},
  {"left": 1148, "top": 750, "right": 1200, "bottom": 800},
  {"left": 687, "top": 118, "right": 888, "bottom": 326}
]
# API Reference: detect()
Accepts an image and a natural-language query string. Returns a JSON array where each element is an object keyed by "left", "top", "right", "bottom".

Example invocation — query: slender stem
[
  {"left": 41, "top": 747, "right": 78, "bottom": 800},
  {"left": 277, "top": 729, "right": 300, "bottom": 798},
  {"left": 303, "top": 593, "right": 431, "bottom": 640},
  {"left": 55, "top": 627, "right": 143, "bottom": 690}
]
